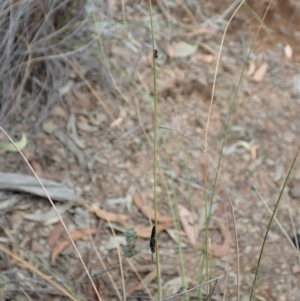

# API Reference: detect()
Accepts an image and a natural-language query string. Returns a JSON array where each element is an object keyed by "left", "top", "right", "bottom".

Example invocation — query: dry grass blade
[{"left": 0, "top": 244, "right": 78, "bottom": 301}]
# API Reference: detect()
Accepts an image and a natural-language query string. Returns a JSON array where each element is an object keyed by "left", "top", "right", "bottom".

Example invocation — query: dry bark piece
[
  {"left": 0, "top": 172, "right": 76, "bottom": 202},
  {"left": 133, "top": 192, "right": 173, "bottom": 223},
  {"left": 87, "top": 203, "right": 130, "bottom": 227},
  {"left": 51, "top": 228, "right": 96, "bottom": 263}
]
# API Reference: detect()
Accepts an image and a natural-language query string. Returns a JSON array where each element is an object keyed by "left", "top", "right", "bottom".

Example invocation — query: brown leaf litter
[
  {"left": 178, "top": 204, "right": 231, "bottom": 257},
  {"left": 51, "top": 228, "right": 97, "bottom": 263},
  {"left": 133, "top": 192, "right": 173, "bottom": 223}
]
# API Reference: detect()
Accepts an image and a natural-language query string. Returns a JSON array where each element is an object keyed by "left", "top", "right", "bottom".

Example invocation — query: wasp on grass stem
[{"left": 149, "top": 225, "right": 156, "bottom": 263}]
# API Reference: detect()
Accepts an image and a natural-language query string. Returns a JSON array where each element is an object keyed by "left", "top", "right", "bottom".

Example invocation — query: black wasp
[
  {"left": 153, "top": 49, "right": 158, "bottom": 59},
  {"left": 149, "top": 225, "right": 156, "bottom": 263}
]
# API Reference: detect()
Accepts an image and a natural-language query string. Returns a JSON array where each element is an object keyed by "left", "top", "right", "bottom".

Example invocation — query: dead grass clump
[{"left": 0, "top": 0, "right": 99, "bottom": 127}]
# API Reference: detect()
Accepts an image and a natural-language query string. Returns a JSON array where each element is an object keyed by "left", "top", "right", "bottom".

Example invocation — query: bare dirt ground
[{"left": 1, "top": 0, "right": 300, "bottom": 300}]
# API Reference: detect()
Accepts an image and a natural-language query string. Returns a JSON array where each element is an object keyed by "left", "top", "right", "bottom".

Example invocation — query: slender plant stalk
[
  {"left": 249, "top": 147, "right": 300, "bottom": 300},
  {"left": 148, "top": 1, "right": 161, "bottom": 299},
  {"left": 202, "top": 2, "right": 246, "bottom": 300},
  {"left": 161, "top": 136, "right": 188, "bottom": 300},
  {"left": 203, "top": 1, "right": 273, "bottom": 300},
  {"left": 159, "top": 127, "right": 237, "bottom": 301}
]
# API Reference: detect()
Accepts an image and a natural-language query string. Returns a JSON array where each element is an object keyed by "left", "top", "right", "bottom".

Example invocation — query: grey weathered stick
[{"left": 0, "top": 172, "right": 76, "bottom": 202}]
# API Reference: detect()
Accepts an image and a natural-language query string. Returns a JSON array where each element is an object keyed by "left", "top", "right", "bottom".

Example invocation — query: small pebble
[{"left": 289, "top": 185, "right": 300, "bottom": 199}]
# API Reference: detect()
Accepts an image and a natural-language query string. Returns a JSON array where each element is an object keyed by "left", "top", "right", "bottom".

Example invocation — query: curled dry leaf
[
  {"left": 210, "top": 223, "right": 231, "bottom": 258},
  {"left": 178, "top": 204, "right": 204, "bottom": 247},
  {"left": 193, "top": 54, "right": 216, "bottom": 63},
  {"left": 250, "top": 144, "right": 260, "bottom": 161},
  {"left": 51, "top": 228, "right": 96, "bottom": 263},
  {"left": 87, "top": 203, "right": 129, "bottom": 227},
  {"left": 178, "top": 205, "right": 230, "bottom": 258},
  {"left": 135, "top": 221, "right": 172, "bottom": 238},
  {"left": 133, "top": 192, "right": 173, "bottom": 223},
  {"left": 48, "top": 221, "right": 66, "bottom": 248}
]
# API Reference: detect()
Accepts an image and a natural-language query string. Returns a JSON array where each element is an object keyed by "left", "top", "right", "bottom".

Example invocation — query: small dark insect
[
  {"left": 292, "top": 233, "right": 300, "bottom": 249},
  {"left": 153, "top": 49, "right": 158, "bottom": 59},
  {"left": 149, "top": 225, "right": 156, "bottom": 263}
]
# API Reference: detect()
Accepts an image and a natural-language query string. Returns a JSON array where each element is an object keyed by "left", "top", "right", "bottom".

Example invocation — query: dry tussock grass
[{"left": 0, "top": 0, "right": 103, "bottom": 128}]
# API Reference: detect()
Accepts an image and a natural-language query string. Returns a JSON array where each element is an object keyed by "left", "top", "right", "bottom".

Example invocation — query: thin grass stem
[
  {"left": 148, "top": 1, "right": 161, "bottom": 299},
  {"left": 249, "top": 147, "right": 300, "bottom": 301}
]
